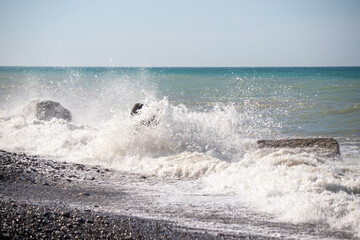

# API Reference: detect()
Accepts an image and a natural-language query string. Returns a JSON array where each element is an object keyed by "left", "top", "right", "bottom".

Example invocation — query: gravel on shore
[
  {"left": 1, "top": 198, "right": 245, "bottom": 240},
  {"left": 0, "top": 149, "right": 268, "bottom": 240}
]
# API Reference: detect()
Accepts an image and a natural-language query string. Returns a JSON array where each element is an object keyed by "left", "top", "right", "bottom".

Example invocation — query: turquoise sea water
[{"left": 1, "top": 66, "right": 360, "bottom": 238}]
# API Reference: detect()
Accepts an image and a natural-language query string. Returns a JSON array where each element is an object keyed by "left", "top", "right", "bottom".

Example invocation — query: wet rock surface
[
  {"left": 23, "top": 100, "right": 72, "bottom": 121},
  {"left": 257, "top": 138, "right": 340, "bottom": 155},
  {"left": 0, "top": 150, "right": 264, "bottom": 240}
]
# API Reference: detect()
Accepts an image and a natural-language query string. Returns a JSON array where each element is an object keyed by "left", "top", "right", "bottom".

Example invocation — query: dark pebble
[
  {"left": 1, "top": 231, "right": 11, "bottom": 239},
  {"left": 62, "top": 211, "right": 71, "bottom": 218},
  {"left": 77, "top": 218, "right": 86, "bottom": 224}
]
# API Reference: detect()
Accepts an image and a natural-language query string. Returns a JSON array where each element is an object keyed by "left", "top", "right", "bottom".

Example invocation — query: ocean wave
[{"left": 1, "top": 67, "right": 360, "bottom": 237}]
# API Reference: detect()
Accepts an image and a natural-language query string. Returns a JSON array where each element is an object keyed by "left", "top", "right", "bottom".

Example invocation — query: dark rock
[
  {"left": 77, "top": 218, "right": 85, "bottom": 224},
  {"left": 61, "top": 212, "right": 71, "bottom": 218},
  {"left": 24, "top": 100, "right": 72, "bottom": 121},
  {"left": 131, "top": 103, "right": 144, "bottom": 116},
  {"left": 75, "top": 164, "right": 85, "bottom": 170},
  {"left": 77, "top": 192, "right": 90, "bottom": 197},
  {"left": 130, "top": 103, "right": 158, "bottom": 126},
  {"left": 1, "top": 232, "right": 11, "bottom": 239},
  {"left": 257, "top": 138, "right": 340, "bottom": 155}
]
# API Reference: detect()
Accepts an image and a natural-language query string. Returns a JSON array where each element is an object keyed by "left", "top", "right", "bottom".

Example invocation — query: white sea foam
[{"left": 202, "top": 150, "right": 360, "bottom": 236}]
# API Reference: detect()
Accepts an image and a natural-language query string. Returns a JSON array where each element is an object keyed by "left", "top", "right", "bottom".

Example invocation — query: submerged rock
[
  {"left": 24, "top": 100, "right": 72, "bottom": 121},
  {"left": 257, "top": 138, "right": 340, "bottom": 155},
  {"left": 131, "top": 103, "right": 144, "bottom": 116},
  {"left": 130, "top": 103, "right": 158, "bottom": 126}
]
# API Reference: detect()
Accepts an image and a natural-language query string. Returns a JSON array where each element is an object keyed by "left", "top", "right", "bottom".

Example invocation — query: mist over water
[{"left": 1, "top": 67, "right": 360, "bottom": 238}]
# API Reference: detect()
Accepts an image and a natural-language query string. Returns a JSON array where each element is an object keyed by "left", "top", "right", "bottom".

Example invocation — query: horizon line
[{"left": 1, "top": 65, "right": 360, "bottom": 68}]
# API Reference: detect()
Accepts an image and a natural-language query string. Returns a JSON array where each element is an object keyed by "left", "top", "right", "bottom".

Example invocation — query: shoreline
[{"left": 0, "top": 149, "right": 271, "bottom": 240}]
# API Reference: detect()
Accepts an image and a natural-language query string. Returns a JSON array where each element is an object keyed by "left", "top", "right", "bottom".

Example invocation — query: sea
[{"left": 0, "top": 66, "right": 359, "bottom": 239}]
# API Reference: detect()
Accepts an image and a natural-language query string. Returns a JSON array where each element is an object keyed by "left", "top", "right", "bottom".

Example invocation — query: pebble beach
[{"left": 0, "top": 150, "right": 270, "bottom": 240}]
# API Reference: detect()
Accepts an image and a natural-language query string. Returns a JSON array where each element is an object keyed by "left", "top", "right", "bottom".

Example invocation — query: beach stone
[
  {"left": 24, "top": 100, "right": 72, "bottom": 121},
  {"left": 1, "top": 231, "right": 10, "bottom": 239},
  {"left": 61, "top": 211, "right": 71, "bottom": 218},
  {"left": 131, "top": 103, "right": 144, "bottom": 116},
  {"left": 77, "top": 218, "right": 85, "bottom": 224},
  {"left": 130, "top": 103, "right": 158, "bottom": 126},
  {"left": 77, "top": 192, "right": 90, "bottom": 197},
  {"left": 257, "top": 138, "right": 340, "bottom": 155}
]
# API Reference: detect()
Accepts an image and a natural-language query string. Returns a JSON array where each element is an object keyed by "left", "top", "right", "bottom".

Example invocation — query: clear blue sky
[{"left": 0, "top": 0, "right": 359, "bottom": 67}]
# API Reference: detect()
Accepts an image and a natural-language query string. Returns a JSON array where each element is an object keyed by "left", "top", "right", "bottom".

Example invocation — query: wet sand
[{"left": 0, "top": 150, "right": 270, "bottom": 240}]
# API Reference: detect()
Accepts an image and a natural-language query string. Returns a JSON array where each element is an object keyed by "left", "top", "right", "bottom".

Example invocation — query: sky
[{"left": 0, "top": 0, "right": 360, "bottom": 67}]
